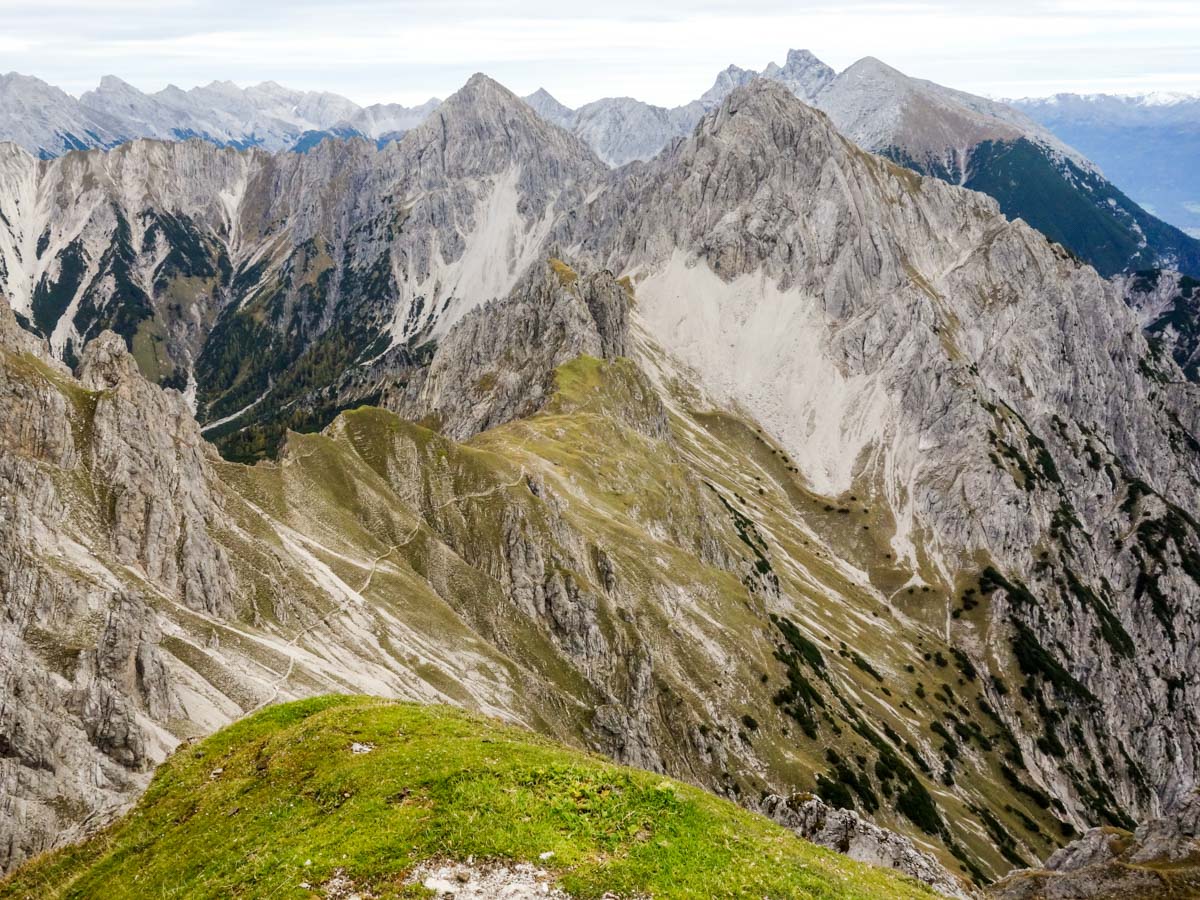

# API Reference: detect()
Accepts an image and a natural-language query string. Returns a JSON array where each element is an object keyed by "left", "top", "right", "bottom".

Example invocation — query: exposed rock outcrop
[
  {"left": 77, "top": 331, "right": 237, "bottom": 616},
  {"left": 0, "top": 302, "right": 223, "bottom": 868},
  {"left": 581, "top": 81, "right": 1200, "bottom": 839},
  {"left": 3, "top": 72, "right": 1200, "bottom": 894},
  {"left": 1119, "top": 268, "right": 1200, "bottom": 381},
  {"left": 379, "top": 257, "right": 631, "bottom": 439},
  {"left": 990, "top": 791, "right": 1200, "bottom": 898},
  {"left": 763, "top": 793, "right": 976, "bottom": 898}
]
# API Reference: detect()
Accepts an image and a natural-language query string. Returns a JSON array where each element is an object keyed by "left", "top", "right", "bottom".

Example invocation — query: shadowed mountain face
[
  {"left": 1, "top": 75, "right": 1200, "bottom": 897},
  {"left": 1119, "top": 269, "right": 1200, "bottom": 381}
]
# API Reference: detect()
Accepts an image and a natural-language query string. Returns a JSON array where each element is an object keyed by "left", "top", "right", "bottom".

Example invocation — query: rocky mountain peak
[
  {"left": 4, "top": 59, "right": 1200, "bottom": 897},
  {"left": 717, "top": 76, "right": 823, "bottom": 117},
  {"left": 200, "top": 78, "right": 241, "bottom": 94},
  {"left": 0, "top": 71, "right": 59, "bottom": 94},
  {"left": 523, "top": 87, "right": 574, "bottom": 125},
  {"left": 695, "top": 78, "right": 837, "bottom": 162},
  {"left": 0, "top": 288, "right": 46, "bottom": 357},
  {"left": 817, "top": 55, "right": 1024, "bottom": 169},
  {"left": 401, "top": 71, "right": 603, "bottom": 182},
  {"left": 783, "top": 48, "right": 827, "bottom": 68},
  {"left": 95, "top": 74, "right": 138, "bottom": 93},
  {"left": 77, "top": 330, "right": 147, "bottom": 391},
  {"left": 843, "top": 55, "right": 904, "bottom": 80},
  {"left": 453, "top": 72, "right": 516, "bottom": 105},
  {"left": 764, "top": 48, "right": 837, "bottom": 101},
  {"left": 699, "top": 64, "right": 759, "bottom": 107}
]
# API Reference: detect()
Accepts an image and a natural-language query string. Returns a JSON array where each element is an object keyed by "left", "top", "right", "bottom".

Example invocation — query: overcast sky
[{"left": 2, "top": 0, "right": 1198, "bottom": 107}]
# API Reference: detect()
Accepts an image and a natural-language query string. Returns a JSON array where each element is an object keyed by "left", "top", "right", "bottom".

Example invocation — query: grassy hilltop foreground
[{"left": 0, "top": 696, "right": 932, "bottom": 899}]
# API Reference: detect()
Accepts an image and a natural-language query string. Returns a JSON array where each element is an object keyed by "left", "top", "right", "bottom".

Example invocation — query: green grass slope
[{"left": 0, "top": 697, "right": 932, "bottom": 900}]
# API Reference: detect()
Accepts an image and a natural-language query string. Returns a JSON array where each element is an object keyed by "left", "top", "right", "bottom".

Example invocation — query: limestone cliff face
[
  {"left": 0, "top": 286, "right": 742, "bottom": 881},
  {"left": 2, "top": 284, "right": 977, "bottom": 892},
  {"left": 1119, "top": 268, "right": 1200, "bottom": 381},
  {"left": 76, "top": 331, "right": 237, "bottom": 616},
  {"left": 378, "top": 260, "right": 632, "bottom": 440},
  {"left": 763, "top": 793, "right": 975, "bottom": 899},
  {"left": 0, "top": 301, "right": 233, "bottom": 868},
  {"left": 0, "top": 75, "right": 604, "bottom": 459}
]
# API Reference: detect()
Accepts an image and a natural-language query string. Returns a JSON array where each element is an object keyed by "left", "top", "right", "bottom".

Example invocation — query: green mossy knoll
[{"left": 0, "top": 697, "right": 932, "bottom": 900}]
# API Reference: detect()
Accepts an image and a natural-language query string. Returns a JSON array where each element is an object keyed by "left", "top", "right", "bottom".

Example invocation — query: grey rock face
[
  {"left": 990, "top": 791, "right": 1200, "bottom": 898},
  {"left": 583, "top": 80, "right": 1200, "bottom": 834},
  {"left": 0, "top": 269, "right": 709, "bottom": 878},
  {"left": 0, "top": 301, "right": 232, "bottom": 869},
  {"left": 0, "top": 69, "right": 441, "bottom": 160},
  {"left": 0, "top": 72, "right": 129, "bottom": 158},
  {"left": 4, "top": 68, "right": 1200, "bottom": 894},
  {"left": 515, "top": 50, "right": 1200, "bottom": 277},
  {"left": 812, "top": 56, "right": 1082, "bottom": 175},
  {"left": 381, "top": 258, "right": 630, "bottom": 440},
  {"left": 0, "top": 74, "right": 605, "bottom": 455},
  {"left": 760, "top": 49, "right": 837, "bottom": 102},
  {"left": 522, "top": 89, "right": 574, "bottom": 128},
  {"left": 1, "top": 71, "right": 402, "bottom": 156},
  {"left": 76, "top": 332, "right": 237, "bottom": 616},
  {"left": 567, "top": 97, "right": 707, "bottom": 169},
  {"left": 515, "top": 47, "right": 1071, "bottom": 176},
  {"left": 1119, "top": 268, "right": 1200, "bottom": 380},
  {"left": 763, "top": 793, "right": 975, "bottom": 898},
  {"left": 338, "top": 98, "right": 442, "bottom": 141},
  {"left": 698, "top": 65, "right": 760, "bottom": 108}
]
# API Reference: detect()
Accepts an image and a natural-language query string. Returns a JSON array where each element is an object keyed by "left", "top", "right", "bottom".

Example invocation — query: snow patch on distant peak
[{"left": 1140, "top": 91, "right": 1197, "bottom": 107}]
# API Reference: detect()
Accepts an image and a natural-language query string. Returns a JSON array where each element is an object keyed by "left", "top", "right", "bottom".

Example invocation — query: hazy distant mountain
[
  {"left": 1014, "top": 92, "right": 1200, "bottom": 239},
  {"left": 0, "top": 71, "right": 128, "bottom": 156},
  {"left": 523, "top": 87, "right": 574, "bottom": 126},
  {"left": 0, "top": 71, "right": 441, "bottom": 156},
  {"left": 519, "top": 49, "right": 838, "bottom": 168},
  {"left": 343, "top": 98, "right": 443, "bottom": 140},
  {"left": 797, "top": 56, "right": 1200, "bottom": 279}
]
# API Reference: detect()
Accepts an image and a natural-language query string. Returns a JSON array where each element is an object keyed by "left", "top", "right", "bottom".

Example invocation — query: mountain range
[
  {"left": 523, "top": 50, "right": 1200, "bottom": 281},
  {"left": 0, "top": 70, "right": 441, "bottom": 156},
  {"left": 3, "top": 49, "right": 1200, "bottom": 282},
  {"left": 1, "top": 60, "right": 1200, "bottom": 899}
]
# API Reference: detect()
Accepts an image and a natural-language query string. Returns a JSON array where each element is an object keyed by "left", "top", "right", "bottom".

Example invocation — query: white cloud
[{"left": 0, "top": 1, "right": 1197, "bottom": 107}]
